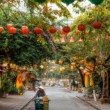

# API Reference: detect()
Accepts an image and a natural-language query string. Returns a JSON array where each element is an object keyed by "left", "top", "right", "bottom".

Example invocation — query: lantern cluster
[
  {"left": 78, "top": 21, "right": 102, "bottom": 31},
  {"left": 0, "top": 24, "right": 71, "bottom": 35}
]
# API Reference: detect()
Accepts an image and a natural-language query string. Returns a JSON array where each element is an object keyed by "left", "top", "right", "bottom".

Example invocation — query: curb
[
  {"left": 20, "top": 95, "right": 36, "bottom": 110},
  {"left": 76, "top": 96, "right": 101, "bottom": 110}
]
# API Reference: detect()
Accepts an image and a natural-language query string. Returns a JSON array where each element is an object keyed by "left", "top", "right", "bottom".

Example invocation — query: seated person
[{"left": 36, "top": 86, "right": 46, "bottom": 98}]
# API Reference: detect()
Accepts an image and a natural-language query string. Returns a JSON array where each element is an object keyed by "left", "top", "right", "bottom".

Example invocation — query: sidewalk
[
  {"left": 66, "top": 87, "right": 110, "bottom": 110},
  {"left": 0, "top": 90, "right": 36, "bottom": 110},
  {"left": 77, "top": 95, "right": 110, "bottom": 110}
]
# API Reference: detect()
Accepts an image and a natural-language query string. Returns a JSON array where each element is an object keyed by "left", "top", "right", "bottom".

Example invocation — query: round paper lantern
[
  {"left": 62, "top": 31, "right": 67, "bottom": 35},
  {"left": 62, "top": 0, "right": 75, "bottom": 5},
  {"left": 85, "top": 32, "right": 89, "bottom": 35},
  {"left": 0, "top": 27, "right": 4, "bottom": 32},
  {"left": 34, "top": 27, "right": 42, "bottom": 34},
  {"left": 73, "top": 57, "right": 78, "bottom": 60},
  {"left": 6, "top": 24, "right": 13, "bottom": 30},
  {"left": 80, "top": 60, "right": 86, "bottom": 63},
  {"left": 21, "top": 26, "right": 29, "bottom": 34},
  {"left": 51, "top": 61, "right": 55, "bottom": 65},
  {"left": 78, "top": 24, "right": 86, "bottom": 31},
  {"left": 49, "top": 27, "right": 56, "bottom": 34},
  {"left": 63, "top": 26, "right": 70, "bottom": 33},
  {"left": 76, "top": 30, "right": 81, "bottom": 35},
  {"left": 89, "top": 0, "right": 104, "bottom": 5},
  {"left": 79, "top": 67, "right": 83, "bottom": 70},
  {"left": 106, "top": 36, "right": 110, "bottom": 40},
  {"left": 93, "top": 21, "right": 102, "bottom": 29},
  {"left": 59, "top": 60, "right": 63, "bottom": 65},
  {"left": 34, "top": 0, "right": 46, "bottom": 3},
  {"left": 71, "top": 62, "right": 76, "bottom": 66},
  {"left": 70, "top": 66, "right": 74, "bottom": 70},
  {"left": 9, "top": 27, "right": 17, "bottom": 34}
]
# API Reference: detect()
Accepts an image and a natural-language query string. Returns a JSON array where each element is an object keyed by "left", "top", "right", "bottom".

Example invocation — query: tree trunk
[{"left": 78, "top": 69, "right": 85, "bottom": 87}]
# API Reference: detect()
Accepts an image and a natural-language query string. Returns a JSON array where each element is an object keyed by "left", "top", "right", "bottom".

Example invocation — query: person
[
  {"left": 35, "top": 86, "right": 46, "bottom": 110},
  {"left": 35, "top": 86, "right": 46, "bottom": 98},
  {"left": 71, "top": 78, "right": 76, "bottom": 91}
]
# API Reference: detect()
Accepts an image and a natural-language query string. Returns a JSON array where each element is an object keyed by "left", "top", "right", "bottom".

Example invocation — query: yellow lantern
[
  {"left": 80, "top": 60, "right": 86, "bottom": 63},
  {"left": 52, "top": 66, "right": 56, "bottom": 70},
  {"left": 71, "top": 62, "right": 76, "bottom": 66},
  {"left": 85, "top": 75, "right": 89, "bottom": 87},
  {"left": 79, "top": 66, "right": 83, "bottom": 70},
  {"left": 40, "top": 65, "right": 44, "bottom": 69},
  {"left": 73, "top": 57, "right": 78, "bottom": 60},
  {"left": 3, "top": 62, "right": 7, "bottom": 67},
  {"left": 90, "top": 75, "right": 94, "bottom": 86},
  {"left": 59, "top": 60, "right": 63, "bottom": 65},
  {"left": 70, "top": 66, "right": 74, "bottom": 70},
  {"left": 60, "top": 67, "right": 65, "bottom": 71},
  {"left": 51, "top": 61, "right": 55, "bottom": 65},
  {"left": 62, "top": 67, "right": 65, "bottom": 71},
  {"left": 83, "top": 70, "right": 90, "bottom": 75},
  {"left": 34, "top": 64, "right": 38, "bottom": 68}
]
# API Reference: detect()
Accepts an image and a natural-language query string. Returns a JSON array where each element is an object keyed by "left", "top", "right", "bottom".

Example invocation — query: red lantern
[
  {"left": 93, "top": 21, "right": 102, "bottom": 29},
  {"left": 106, "top": 36, "right": 110, "bottom": 40},
  {"left": 34, "top": 27, "right": 42, "bottom": 34},
  {"left": 21, "top": 26, "right": 29, "bottom": 34},
  {"left": 85, "top": 32, "right": 89, "bottom": 35},
  {"left": 78, "top": 24, "right": 86, "bottom": 31},
  {"left": 62, "top": 31, "right": 67, "bottom": 35},
  {"left": 6, "top": 24, "right": 13, "bottom": 30},
  {"left": 0, "top": 27, "right": 4, "bottom": 32},
  {"left": 49, "top": 27, "right": 56, "bottom": 34},
  {"left": 63, "top": 26, "right": 70, "bottom": 33},
  {"left": 9, "top": 27, "right": 17, "bottom": 34},
  {"left": 76, "top": 30, "right": 81, "bottom": 35}
]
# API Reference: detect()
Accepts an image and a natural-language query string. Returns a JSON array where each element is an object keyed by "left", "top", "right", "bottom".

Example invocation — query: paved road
[
  {"left": 0, "top": 91, "right": 36, "bottom": 110},
  {"left": 24, "top": 86, "right": 96, "bottom": 110}
]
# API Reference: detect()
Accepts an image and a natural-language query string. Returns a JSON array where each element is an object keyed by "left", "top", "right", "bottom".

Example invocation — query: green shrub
[
  {"left": 2, "top": 78, "right": 13, "bottom": 93},
  {"left": 87, "top": 86, "right": 93, "bottom": 95}
]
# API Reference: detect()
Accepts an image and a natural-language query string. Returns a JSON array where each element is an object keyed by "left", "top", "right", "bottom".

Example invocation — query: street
[{"left": 24, "top": 86, "right": 96, "bottom": 110}]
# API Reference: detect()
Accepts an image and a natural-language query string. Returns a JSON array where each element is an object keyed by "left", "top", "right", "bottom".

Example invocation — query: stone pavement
[{"left": 0, "top": 90, "right": 36, "bottom": 110}]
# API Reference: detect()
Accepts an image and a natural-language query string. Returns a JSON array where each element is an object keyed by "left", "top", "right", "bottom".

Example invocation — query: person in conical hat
[{"left": 36, "top": 86, "right": 46, "bottom": 97}]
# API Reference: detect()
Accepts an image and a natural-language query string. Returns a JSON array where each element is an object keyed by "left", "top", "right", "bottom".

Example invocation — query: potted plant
[
  {"left": 18, "top": 86, "right": 25, "bottom": 95},
  {"left": 87, "top": 86, "right": 93, "bottom": 98},
  {"left": 2, "top": 77, "right": 13, "bottom": 97}
]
